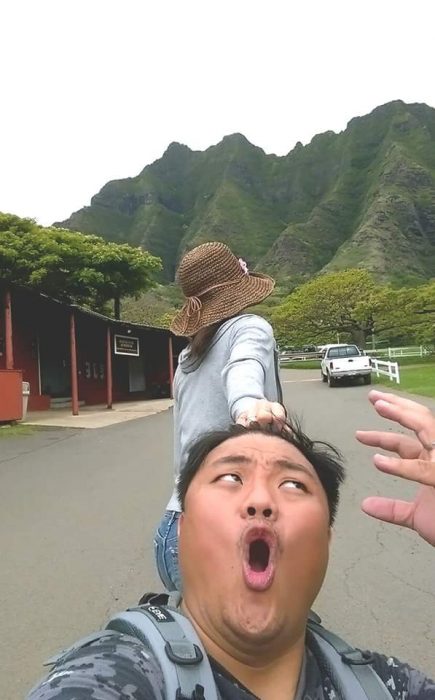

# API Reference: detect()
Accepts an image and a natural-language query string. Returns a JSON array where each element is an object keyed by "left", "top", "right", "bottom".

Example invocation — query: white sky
[{"left": 1, "top": 0, "right": 435, "bottom": 226}]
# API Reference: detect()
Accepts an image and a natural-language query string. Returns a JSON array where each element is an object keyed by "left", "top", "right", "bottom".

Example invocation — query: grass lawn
[
  {"left": 281, "top": 355, "right": 435, "bottom": 371},
  {"left": 373, "top": 363, "right": 435, "bottom": 398},
  {"left": 0, "top": 423, "right": 38, "bottom": 438},
  {"left": 375, "top": 354, "right": 435, "bottom": 367},
  {"left": 280, "top": 355, "right": 435, "bottom": 398},
  {"left": 281, "top": 360, "right": 321, "bottom": 370}
]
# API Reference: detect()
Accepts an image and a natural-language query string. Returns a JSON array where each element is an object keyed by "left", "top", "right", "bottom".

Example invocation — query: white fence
[
  {"left": 370, "top": 358, "right": 400, "bottom": 384},
  {"left": 366, "top": 345, "right": 432, "bottom": 358},
  {"left": 279, "top": 351, "right": 319, "bottom": 364}
]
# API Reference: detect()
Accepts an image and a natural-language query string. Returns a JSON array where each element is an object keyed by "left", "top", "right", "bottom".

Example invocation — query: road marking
[{"left": 283, "top": 379, "right": 320, "bottom": 383}]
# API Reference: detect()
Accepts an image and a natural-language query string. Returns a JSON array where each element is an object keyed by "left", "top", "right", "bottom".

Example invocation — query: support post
[
  {"left": 36, "top": 336, "right": 42, "bottom": 395},
  {"left": 70, "top": 311, "right": 79, "bottom": 416},
  {"left": 4, "top": 289, "right": 14, "bottom": 369},
  {"left": 106, "top": 325, "right": 113, "bottom": 409},
  {"left": 168, "top": 335, "right": 174, "bottom": 399}
]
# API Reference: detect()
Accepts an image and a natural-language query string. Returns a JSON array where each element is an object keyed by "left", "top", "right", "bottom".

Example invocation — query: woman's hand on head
[{"left": 236, "top": 400, "right": 288, "bottom": 433}]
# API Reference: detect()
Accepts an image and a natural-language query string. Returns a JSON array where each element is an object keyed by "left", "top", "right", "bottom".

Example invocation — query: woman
[{"left": 154, "top": 241, "right": 286, "bottom": 591}]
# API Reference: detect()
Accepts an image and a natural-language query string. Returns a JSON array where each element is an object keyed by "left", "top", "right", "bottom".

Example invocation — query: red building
[{"left": 0, "top": 284, "right": 184, "bottom": 415}]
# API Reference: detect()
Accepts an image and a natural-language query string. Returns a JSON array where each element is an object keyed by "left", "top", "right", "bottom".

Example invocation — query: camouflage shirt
[{"left": 28, "top": 631, "right": 435, "bottom": 699}]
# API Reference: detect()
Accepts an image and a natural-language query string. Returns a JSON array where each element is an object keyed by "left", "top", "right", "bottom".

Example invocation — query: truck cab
[{"left": 320, "top": 344, "right": 372, "bottom": 387}]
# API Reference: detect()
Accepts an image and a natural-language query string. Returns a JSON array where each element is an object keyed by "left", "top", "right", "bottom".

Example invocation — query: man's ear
[{"left": 178, "top": 512, "right": 184, "bottom": 537}]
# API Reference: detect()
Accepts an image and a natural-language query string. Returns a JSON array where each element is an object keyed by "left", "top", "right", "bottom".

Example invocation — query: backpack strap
[
  {"left": 106, "top": 600, "right": 219, "bottom": 700},
  {"left": 273, "top": 345, "right": 284, "bottom": 404},
  {"left": 307, "top": 614, "right": 391, "bottom": 700}
]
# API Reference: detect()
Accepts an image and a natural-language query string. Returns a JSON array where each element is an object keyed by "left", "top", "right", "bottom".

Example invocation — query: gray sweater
[{"left": 167, "top": 314, "right": 283, "bottom": 511}]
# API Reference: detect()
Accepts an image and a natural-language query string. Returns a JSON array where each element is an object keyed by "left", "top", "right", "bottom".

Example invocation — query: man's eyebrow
[
  {"left": 211, "top": 455, "right": 252, "bottom": 466},
  {"left": 210, "top": 454, "right": 316, "bottom": 478},
  {"left": 274, "top": 459, "right": 316, "bottom": 478}
]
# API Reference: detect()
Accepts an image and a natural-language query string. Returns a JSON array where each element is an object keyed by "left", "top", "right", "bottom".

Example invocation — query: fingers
[
  {"left": 368, "top": 390, "right": 430, "bottom": 414},
  {"left": 270, "top": 402, "right": 287, "bottom": 422},
  {"left": 254, "top": 403, "right": 286, "bottom": 430},
  {"left": 361, "top": 496, "right": 415, "bottom": 530},
  {"left": 360, "top": 392, "right": 435, "bottom": 545},
  {"left": 372, "top": 400, "right": 431, "bottom": 435},
  {"left": 356, "top": 430, "right": 422, "bottom": 460},
  {"left": 373, "top": 454, "right": 435, "bottom": 487},
  {"left": 367, "top": 390, "right": 435, "bottom": 456},
  {"left": 235, "top": 401, "right": 288, "bottom": 433}
]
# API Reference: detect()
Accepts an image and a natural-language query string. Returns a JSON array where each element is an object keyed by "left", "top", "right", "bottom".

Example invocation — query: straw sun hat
[{"left": 170, "top": 242, "right": 275, "bottom": 336}]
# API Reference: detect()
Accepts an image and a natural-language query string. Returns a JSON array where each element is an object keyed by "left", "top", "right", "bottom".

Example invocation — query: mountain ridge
[{"left": 56, "top": 100, "right": 435, "bottom": 285}]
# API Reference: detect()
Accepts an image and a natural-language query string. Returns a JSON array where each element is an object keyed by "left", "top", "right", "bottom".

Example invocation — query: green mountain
[{"left": 56, "top": 101, "right": 435, "bottom": 286}]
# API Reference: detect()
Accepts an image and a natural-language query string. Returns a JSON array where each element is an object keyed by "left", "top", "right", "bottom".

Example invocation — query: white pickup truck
[{"left": 320, "top": 344, "right": 372, "bottom": 387}]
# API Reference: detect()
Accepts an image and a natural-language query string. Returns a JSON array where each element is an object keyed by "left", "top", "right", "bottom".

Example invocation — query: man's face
[{"left": 179, "top": 432, "right": 331, "bottom": 657}]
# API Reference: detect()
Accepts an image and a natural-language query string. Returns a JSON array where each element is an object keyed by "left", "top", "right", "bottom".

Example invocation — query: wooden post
[
  {"left": 114, "top": 295, "right": 120, "bottom": 320},
  {"left": 70, "top": 311, "right": 79, "bottom": 416},
  {"left": 106, "top": 325, "right": 113, "bottom": 409},
  {"left": 168, "top": 334, "right": 174, "bottom": 399},
  {"left": 4, "top": 289, "right": 14, "bottom": 370}
]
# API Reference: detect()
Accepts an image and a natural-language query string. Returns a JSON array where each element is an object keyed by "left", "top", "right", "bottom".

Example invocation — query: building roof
[{"left": 2, "top": 282, "right": 171, "bottom": 334}]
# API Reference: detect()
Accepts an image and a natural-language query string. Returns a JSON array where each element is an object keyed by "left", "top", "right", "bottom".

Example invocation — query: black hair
[
  {"left": 189, "top": 321, "right": 224, "bottom": 357},
  {"left": 177, "top": 419, "right": 346, "bottom": 525}
]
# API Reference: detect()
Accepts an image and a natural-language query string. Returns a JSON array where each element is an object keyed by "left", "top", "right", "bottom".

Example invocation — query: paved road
[
  {"left": 1, "top": 371, "right": 434, "bottom": 699},
  {"left": 281, "top": 371, "right": 435, "bottom": 674}
]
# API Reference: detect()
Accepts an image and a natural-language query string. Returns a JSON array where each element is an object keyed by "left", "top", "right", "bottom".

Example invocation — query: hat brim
[{"left": 170, "top": 273, "right": 275, "bottom": 336}]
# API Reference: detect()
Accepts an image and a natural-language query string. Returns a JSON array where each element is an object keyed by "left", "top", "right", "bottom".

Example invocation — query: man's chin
[{"left": 223, "top": 599, "right": 285, "bottom": 648}]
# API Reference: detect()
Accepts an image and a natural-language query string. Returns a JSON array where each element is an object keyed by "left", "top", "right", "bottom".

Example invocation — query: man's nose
[
  {"left": 242, "top": 484, "right": 277, "bottom": 520},
  {"left": 246, "top": 504, "right": 274, "bottom": 519}
]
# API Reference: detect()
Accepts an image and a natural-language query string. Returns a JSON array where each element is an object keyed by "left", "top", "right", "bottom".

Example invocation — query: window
[{"left": 328, "top": 346, "right": 360, "bottom": 358}]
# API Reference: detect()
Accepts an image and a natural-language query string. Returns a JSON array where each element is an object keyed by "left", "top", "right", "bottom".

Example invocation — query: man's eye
[
  {"left": 216, "top": 473, "right": 242, "bottom": 484},
  {"left": 280, "top": 479, "right": 307, "bottom": 491}
]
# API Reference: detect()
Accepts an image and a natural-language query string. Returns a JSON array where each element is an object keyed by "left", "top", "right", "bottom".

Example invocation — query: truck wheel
[
  {"left": 328, "top": 373, "right": 336, "bottom": 388},
  {"left": 363, "top": 374, "right": 372, "bottom": 385},
  {"left": 321, "top": 371, "right": 327, "bottom": 383}
]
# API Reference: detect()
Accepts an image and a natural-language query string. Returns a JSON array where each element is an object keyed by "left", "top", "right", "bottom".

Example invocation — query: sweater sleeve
[
  {"left": 369, "top": 652, "right": 435, "bottom": 699},
  {"left": 221, "top": 316, "right": 277, "bottom": 421},
  {"left": 27, "top": 633, "right": 165, "bottom": 700}
]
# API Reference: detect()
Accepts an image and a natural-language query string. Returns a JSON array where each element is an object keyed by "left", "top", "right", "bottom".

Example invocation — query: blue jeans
[{"left": 153, "top": 510, "right": 182, "bottom": 592}]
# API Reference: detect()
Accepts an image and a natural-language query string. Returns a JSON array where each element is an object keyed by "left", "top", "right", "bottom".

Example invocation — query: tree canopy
[
  {"left": 0, "top": 213, "right": 161, "bottom": 314},
  {"left": 271, "top": 269, "right": 435, "bottom": 348},
  {"left": 375, "top": 281, "right": 435, "bottom": 346}
]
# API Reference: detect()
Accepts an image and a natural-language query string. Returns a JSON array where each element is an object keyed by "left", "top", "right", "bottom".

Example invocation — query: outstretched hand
[{"left": 356, "top": 390, "right": 435, "bottom": 546}]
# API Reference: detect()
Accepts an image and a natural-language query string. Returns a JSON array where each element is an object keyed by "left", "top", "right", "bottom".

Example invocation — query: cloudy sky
[{"left": 1, "top": 0, "right": 434, "bottom": 225}]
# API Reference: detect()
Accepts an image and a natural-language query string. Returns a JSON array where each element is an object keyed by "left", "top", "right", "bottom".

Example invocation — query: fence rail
[
  {"left": 366, "top": 345, "right": 432, "bottom": 358},
  {"left": 279, "top": 351, "right": 320, "bottom": 364},
  {"left": 370, "top": 358, "right": 400, "bottom": 384}
]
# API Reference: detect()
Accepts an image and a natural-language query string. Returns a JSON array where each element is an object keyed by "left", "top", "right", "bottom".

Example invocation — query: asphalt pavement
[
  {"left": 1, "top": 371, "right": 434, "bottom": 699},
  {"left": 282, "top": 369, "right": 435, "bottom": 676}
]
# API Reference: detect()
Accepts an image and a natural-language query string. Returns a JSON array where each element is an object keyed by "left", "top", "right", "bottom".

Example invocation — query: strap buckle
[
  {"left": 341, "top": 650, "right": 375, "bottom": 666},
  {"left": 176, "top": 685, "right": 205, "bottom": 700},
  {"left": 165, "top": 640, "right": 204, "bottom": 665}
]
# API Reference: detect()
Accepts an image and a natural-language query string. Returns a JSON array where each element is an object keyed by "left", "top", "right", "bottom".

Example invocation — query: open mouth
[
  {"left": 242, "top": 528, "right": 276, "bottom": 591},
  {"left": 249, "top": 539, "right": 270, "bottom": 572}
]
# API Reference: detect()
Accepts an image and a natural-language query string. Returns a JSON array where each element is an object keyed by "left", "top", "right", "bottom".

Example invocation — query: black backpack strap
[
  {"left": 138, "top": 591, "right": 176, "bottom": 606},
  {"left": 307, "top": 616, "right": 391, "bottom": 700},
  {"left": 274, "top": 345, "right": 284, "bottom": 404}
]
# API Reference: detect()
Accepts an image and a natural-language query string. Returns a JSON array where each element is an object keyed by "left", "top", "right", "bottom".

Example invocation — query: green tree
[
  {"left": 378, "top": 281, "right": 435, "bottom": 346},
  {"left": 413, "top": 280, "right": 435, "bottom": 344},
  {"left": 0, "top": 213, "right": 161, "bottom": 316},
  {"left": 272, "top": 269, "right": 396, "bottom": 348}
]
